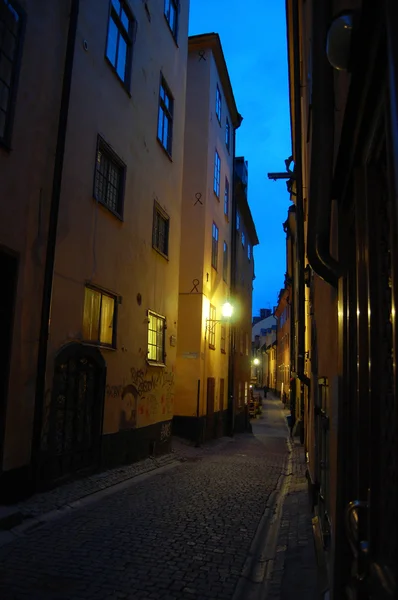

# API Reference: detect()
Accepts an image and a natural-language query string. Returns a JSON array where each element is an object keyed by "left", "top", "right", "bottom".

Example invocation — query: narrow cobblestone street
[{"left": 0, "top": 397, "right": 318, "bottom": 600}]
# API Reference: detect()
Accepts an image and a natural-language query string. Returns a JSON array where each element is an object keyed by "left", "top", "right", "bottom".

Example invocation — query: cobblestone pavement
[{"left": 0, "top": 397, "right": 318, "bottom": 600}]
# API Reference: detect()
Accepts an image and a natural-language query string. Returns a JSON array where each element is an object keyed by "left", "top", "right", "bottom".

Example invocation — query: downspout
[
  {"left": 31, "top": 0, "right": 80, "bottom": 484},
  {"left": 307, "top": 0, "right": 340, "bottom": 287}
]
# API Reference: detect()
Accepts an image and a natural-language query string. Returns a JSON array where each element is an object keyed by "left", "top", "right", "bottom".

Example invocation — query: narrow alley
[{"left": 0, "top": 396, "right": 318, "bottom": 600}]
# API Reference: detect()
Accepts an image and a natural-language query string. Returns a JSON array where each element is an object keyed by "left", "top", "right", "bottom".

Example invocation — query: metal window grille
[
  {"left": 106, "top": 0, "right": 134, "bottom": 85},
  {"left": 212, "top": 222, "right": 219, "bottom": 269},
  {"left": 209, "top": 305, "right": 216, "bottom": 348},
  {"left": 94, "top": 138, "right": 125, "bottom": 216},
  {"left": 147, "top": 311, "right": 166, "bottom": 363},
  {"left": 153, "top": 204, "right": 169, "bottom": 256},
  {"left": 0, "top": 0, "right": 21, "bottom": 144},
  {"left": 223, "top": 241, "right": 228, "bottom": 281},
  {"left": 213, "top": 150, "right": 221, "bottom": 196},
  {"left": 224, "top": 177, "right": 229, "bottom": 215},
  {"left": 215, "top": 85, "right": 222, "bottom": 122},
  {"left": 164, "top": 0, "right": 178, "bottom": 38},
  {"left": 158, "top": 76, "right": 174, "bottom": 155}
]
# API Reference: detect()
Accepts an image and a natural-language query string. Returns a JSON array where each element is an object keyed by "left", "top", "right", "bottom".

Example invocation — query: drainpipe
[
  {"left": 307, "top": 0, "right": 340, "bottom": 288},
  {"left": 31, "top": 0, "right": 80, "bottom": 485}
]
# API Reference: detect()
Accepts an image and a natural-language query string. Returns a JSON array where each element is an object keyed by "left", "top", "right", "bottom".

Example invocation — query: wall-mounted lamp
[
  {"left": 253, "top": 358, "right": 260, "bottom": 366},
  {"left": 326, "top": 10, "right": 357, "bottom": 72},
  {"left": 205, "top": 302, "right": 234, "bottom": 336}
]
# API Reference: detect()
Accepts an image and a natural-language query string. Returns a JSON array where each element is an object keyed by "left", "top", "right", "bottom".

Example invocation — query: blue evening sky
[{"left": 189, "top": 0, "right": 292, "bottom": 316}]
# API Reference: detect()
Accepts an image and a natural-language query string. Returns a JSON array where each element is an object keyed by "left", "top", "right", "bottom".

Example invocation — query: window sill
[
  {"left": 152, "top": 245, "right": 169, "bottom": 261},
  {"left": 214, "top": 191, "right": 220, "bottom": 200},
  {"left": 146, "top": 360, "right": 166, "bottom": 368},
  {"left": 208, "top": 345, "right": 215, "bottom": 351},
  {"left": 94, "top": 196, "right": 124, "bottom": 222},
  {"left": 221, "top": 349, "right": 226, "bottom": 354},
  {"left": 83, "top": 341, "right": 117, "bottom": 351},
  {"left": 105, "top": 57, "right": 132, "bottom": 97},
  {"left": 157, "top": 137, "right": 173, "bottom": 162}
]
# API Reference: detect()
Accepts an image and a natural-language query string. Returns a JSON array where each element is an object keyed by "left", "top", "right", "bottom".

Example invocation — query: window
[
  {"left": 0, "top": 0, "right": 22, "bottom": 146},
  {"left": 152, "top": 203, "right": 170, "bottom": 257},
  {"left": 212, "top": 222, "right": 219, "bottom": 269},
  {"left": 94, "top": 136, "right": 125, "bottom": 218},
  {"left": 164, "top": 0, "right": 178, "bottom": 40},
  {"left": 240, "top": 328, "right": 244, "bottom": 354},
  {"left": 83, "top": 286, "right": 116, "bottom": 347},
  {"left": 244, "top": 382, "right": 248, "bottom": 405},
  {"left": 215, "top": 85, "right": 221, "bottom": 123},
  {"left": 221, "top": 326, "right": 226, "bottom": 353},
  {"left": 223, "top": 241, "right": 228, "bottom": 281},
  {"left": 241, "top": 230, "right": 246, "bottom": 247},
  {"left": 224, "top": 177, "right": 229, "bottom": 216},
  {"left": 236, "top": 211, "right": 240, "bottom": 230},
  {"left": 213, "top": 150, "right": 221, "bottom": 197},
  {"left": 248, "top": 243, "right": 251, "bottom": 261},
  {"left": 225, "top": 118, "right": 230, "bottom": 151},
  {"left": 209, "top": 305, "right": 216, "bottom": 349},
  {"left": 157, "top": 76, "right": 174, "bottom": 156},
  {"left": 106, "top": 0, "right": 134, "bottom": 87},
  {"left": 245, "top": 332, "right": 249, "bottom": 356},
  {"left": 238, "top": 382, "right": 242, "bottom": 407},
  {"left": 147, "top": 310, "right": 166, "bottom": 364}
]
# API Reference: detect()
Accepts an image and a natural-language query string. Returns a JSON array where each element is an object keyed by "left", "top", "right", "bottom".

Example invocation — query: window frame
[
  {"left": 209, "top": 304, "right": 216, "bottom": 349},
  {"left": 93, "top": 135, "right": 126, "bottom": 220},
  {"left": 223, "top": 241, "right": 228, "bottom": 282},
  {"left": 105, "top": 0, "right": 135, "bottom": 91},
  {"left": 224, "top": 176, "right": 229, "bottom": 217},
  {"left": 225, "top": 117, "right": 230, "bottom": 152},
  {"left": 157, "top": 74, "right": 174, "bottom": 157},
  {"left": 147, "top": 309, "right": 167, "bottom": 366},
  {"left": 213, "top": 149, "right": 221, "bottom": 197},
  {"left": 241, "top": 230, "right": 246, "bottom": 248},
  {"left": 220, "top": 325, "right": 226, "bottom": 354},
  {"left": 211, "top": 222, "right": 219, "bottom": 270},
  {"left": 248, "top": 243, "right": 251, "bottom": 261},
  {"left": 215, "top": 85, "right": 222, "bottom": 124},
  {"left": 82, "top": 285, "right": 118, "bottom": 349},
  {"left": 236, "top": 211, "right": 240, "bottom": 230},
  {"left": 0, "top": 0, "right": 25, "bottom": 150},
  {"left": 164, "top": 0, "right": 179, "bottom": 42},
  {"left": 152, "top": 201, "right": 170, "bottom": 259}
]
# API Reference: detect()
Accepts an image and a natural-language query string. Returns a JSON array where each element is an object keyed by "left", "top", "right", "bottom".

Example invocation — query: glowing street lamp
[
  {"left": 221, "top": 302, "right": 234, "bottom": 318},
  {"left": 253, "top": 358, "right": 260, "bottom": 366}
]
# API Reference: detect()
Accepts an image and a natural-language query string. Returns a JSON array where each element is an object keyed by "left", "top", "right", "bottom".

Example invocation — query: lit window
[
  {"left": 225, "top": 118, "right": 230, "bottom": 151},
  {"left": 106, "top": 0, "right": 134, "bottom": 87},
  {"left": 212, "top": 222, "right": 219, "bottom": 270},
  {"left": 248, "top": 244, "right": 251, "bottom": 261},
  {"left": 209, "top": 305, "right": 216, "bottom": 348},
  {"left": 221, "top": 325, "right": 226, "bottom": 353},
  {"left": 164, "top": 0, "right": 178, "bottom": 40},
  {"left": 157, "top": 75, "right": 174, "bottom": 156},
  {"left": 244, "top": 382, "right": 248, "bottom": 404},
  {"left": 147, "top": 311, "right": 166, "bottom": 364},
  {"left": 224, "top": 177, "right": 229, "bottom": 216},
  {"left": 214, "top": 150, "right": 221, "bottom": 197},
  {"left": 94, "top": 136, "right": 125, "bottom": 218},
  {"left": 215, "top": 85, "right": 222, "bottom": 123},
  {"left": 152, "top": 203, "right": 170, "bottom": 257},
  {"left": 241, "top": 231, "right": 246, "bottom": 247},
  {"left": 0, "top": 0, "right": 22, "bottom": 146},
  {"left": 223, "top": 241, "right": 228, "bottom": 281},
  {"left": 83, "top": 287, "right": 116, "bottom": 347},
  {"left": 236, "top": 211, "right": 240, "bottom": 230}
]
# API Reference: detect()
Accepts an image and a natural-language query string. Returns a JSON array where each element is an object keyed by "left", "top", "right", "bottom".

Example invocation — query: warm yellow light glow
[
  {"left": 221, "top": 302, "right": 234, "bottom": 318},
  {"left": 253, "top": 358, "right": 260, "bottom": 366}
]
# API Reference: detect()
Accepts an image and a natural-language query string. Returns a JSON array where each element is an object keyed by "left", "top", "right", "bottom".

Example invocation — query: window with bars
[
  {"left": 94, "top": 137, "right": 125, "bottom": 217},
  {"left": 223, "top": 241, "right": 228, "bottom": 282},
  {"left": 164, "top": 0, "right": 178, "bottom": 40},
  {"left": 213, "top": 150, "right": 221, "bottom": 197},
  {"left": 225, "top": 118, "right": 230, "bottom": 151},
  {"left": 224, "top": 177, "right": 229, "bottom": 217},
  {"left": 106, "top": 0, "right": 134, "bottom": 88},
  {"left": 157, "top": 75, "right": 174, "bottom": 156},
  {"left": 220, "top": 325, "right": 226, "bottom": 353},
  {"left": 212, "top": 222, "right": 219, "bottom": 270},
  {"left": 215, "top": 85, "right": 221, "bottom": 123},
  {"left": 152, "top": 203, "right": 170, "bottom": 257},
  {"left": 82, "top": 286, "right": 117, "bottom": 347},
  {"left": 147, "top": 310, "right": 166, "bottom": 364},
  {"left": 209, "top": 304, "right": 216, "bottom": 349},
  {"left": 0, "top": 0, "right": 22, "bottom": 146}
]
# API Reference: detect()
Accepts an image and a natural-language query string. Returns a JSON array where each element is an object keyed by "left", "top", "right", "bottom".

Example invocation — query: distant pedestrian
[
  {"left": 286, "top": 413, "right": 295, "bottom": 438},
  {"left": 263, "top": 385, "right": 268, "bottom": 398}
]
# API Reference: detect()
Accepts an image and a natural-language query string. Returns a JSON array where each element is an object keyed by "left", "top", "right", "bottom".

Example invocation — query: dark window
[
  {"left": 223, "top": 241, "right": 228, "bottom": 281},
  {"left": 236, "top": 211, "right": 240, "bottom": 230},
  {"left": 220, "top": 326, "right": 226, "bottom": 353},
  {"left": 147, "top": 310, "right": 166, "bottom": 364},
  {"left": 215, "top": 85, "right": 221, "bottom": 123},
  {"left": 94, "top": 136, "right": 125, "bottom": 218},
  {"left": 225, "top": 118, "right": 230, "bottom": 151},
  {"left": 209, "top": 305, "right": 216, "bottom": 348},
  {"left": 241, "top": 230, "right": 246, "bottom": 247},
  {"left": 248, "top": 243, "right": 251, "bottom": 260},
  {"left": 105, "top": 0, "right": 134, "bottom": 87},
  {"left": 213, "top": 150, "right": 221, "bottom": 196},
  {"left": 157, "top": 75, "right": 174, "bottom": 156},
  {"left": 212, "top": 222, "right": 219, "bottom": 270},
  {"left": 83, "top": 286, "right": 117, "bottom": 347},
  {"left": 152, "top": 203, "right": 170, "bottom": 257},
  {"left": 224, "top": 177, "right": 229, "bottom": 216},
  {"left": 0, "top": 0, "right": 22, "bottom": 146},
  {"left": 164, "top": 0, "right": 178, "bottom": 40}
]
